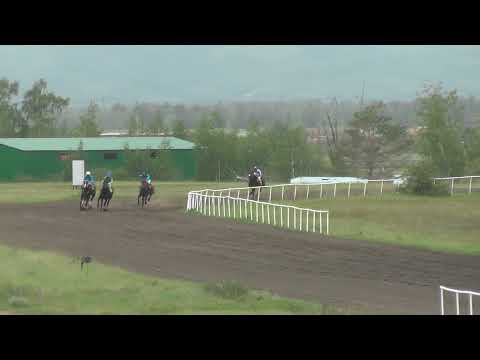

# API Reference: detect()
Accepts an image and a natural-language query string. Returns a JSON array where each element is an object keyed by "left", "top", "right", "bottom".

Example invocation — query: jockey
[
  {"left": 140, "top": 171, "right": 152, "bottom": 185},
  {"left": 253, "top": 166, "right": 262, "bottom": 180},
  {"left": 84, "top": 171, "right": 94, "bottom": 186}
]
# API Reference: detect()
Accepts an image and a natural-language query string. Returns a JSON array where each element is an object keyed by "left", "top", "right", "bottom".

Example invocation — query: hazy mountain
[{"left": 1, "top": 45, "right": 479, "bottom": 106}]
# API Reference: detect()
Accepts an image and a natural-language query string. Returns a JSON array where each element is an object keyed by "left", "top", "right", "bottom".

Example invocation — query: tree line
[{"left": 1, "top": 77, "right": 479, "bottom": 180}]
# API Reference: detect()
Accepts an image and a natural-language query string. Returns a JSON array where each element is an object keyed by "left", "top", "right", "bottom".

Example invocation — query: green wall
[{"left": 0, "top": 145, "right": 197, "bottom": 181}]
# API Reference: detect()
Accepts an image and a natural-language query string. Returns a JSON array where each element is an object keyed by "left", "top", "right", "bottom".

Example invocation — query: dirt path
[{"left": 2, "top": 200, "right": 479, "bottom": 314}]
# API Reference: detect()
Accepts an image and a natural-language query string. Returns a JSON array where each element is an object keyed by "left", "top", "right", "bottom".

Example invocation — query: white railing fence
[
  {"left": 190, "top": 175, "right": 479, "bottom": 205},
  {"left": 187, "top": 191, "right": 329, "bottom": 235},
  {"left": 440, "top": 286, "right": 480, "bottom": 315},
  {"left": 190, "top": 179, "right": 402, "bottom": 204},
  {"left": 433, "top": 176, "right": 480, "bottom": 195}
]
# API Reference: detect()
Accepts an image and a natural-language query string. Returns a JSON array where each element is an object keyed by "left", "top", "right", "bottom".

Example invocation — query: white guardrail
[
  {"left": 193, "top": 175, "right": 479, "bottom": 204},
  {"left": 185, "top": 174, "right": 479, "bottom": 236},
  {"left": 187, "top": 192, "right": 329, "bottom": 235},
  {"left": 433, "top": 175, "right": 480, "bottom": 195},
  {"left": 190, "top": 179, "right": 402, "bottom": 204},
  {"left": 440, "top": 286, "right": 480, "bottom": 315}
]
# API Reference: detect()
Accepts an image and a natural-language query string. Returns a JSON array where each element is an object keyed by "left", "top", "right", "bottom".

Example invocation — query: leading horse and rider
[{"left": 248, "top": 165, "right": 265, "bottom": 199}]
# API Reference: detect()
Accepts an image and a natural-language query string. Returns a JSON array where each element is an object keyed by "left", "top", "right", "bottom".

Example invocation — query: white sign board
[{"left": 72, "top": 160, "right": 85, "bottom": 187}]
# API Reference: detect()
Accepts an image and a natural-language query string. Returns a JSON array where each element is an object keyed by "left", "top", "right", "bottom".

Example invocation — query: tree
[
  {"left": 345, "top": 101, "right": 409, "bottom": 177},
  {"left": 21, "top": 79, "right": 69, "bottom": 137},
  {"left": 147, "top": 111, "right": 167, "bottom": 135},
  {"left": 128, "top": 114, "right": 138, "bottom": 136},
  {"left": 73, "top": 101, "right": 101, "bottom": 137},
  {"left": 172, "top": 119, "right": 187, "bottom": 139},
  {"left": 321, "top": 98, "right": 349, "bottom": 175},
  {"left": 0, "top": 78, "right": 21, "bottom": 137},
  {"left": 416, "top": 84, "right": 465, "bottom": 176}
]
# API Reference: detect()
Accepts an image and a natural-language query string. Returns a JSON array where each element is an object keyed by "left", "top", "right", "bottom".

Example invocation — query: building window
[
  {"left": 59, "top": 153, "right": 71, "bottom": 161},
  {"left": 104, "top": 152, "right": 118, "bottom": 160}
]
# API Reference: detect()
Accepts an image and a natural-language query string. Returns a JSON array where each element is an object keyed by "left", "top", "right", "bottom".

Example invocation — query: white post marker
[
  {"left": 334, "top": 183, "right": 337, "bottom": 198},
  {"left": 269, "top": 187, "right": 272, "bottom": 203},
  {"left": 281, "top": 186, "right": 285, "bottom": 200},
  {"left": 306, "top": 186, "right": 310, "bottom": 200},
  {"left": 469, "top": 177, "right": 473, "bottom": 194},
  {"left": 451, "top": 178, "right": 455, "bottom": 195},
  {"left": 348, "top": 183, "right": 351, "bottom": 198},
  {"left": 294, "top": 186, "right": 297, "bottom": 200},
  {"left": 320, "top": 183, "right": 323, "bottom": 199},
  {"left": 380, "top": 180, "right": 384, "bottom": 195},
  {"left": 364, "top": 182, "right": 367, "bottom": 197}
]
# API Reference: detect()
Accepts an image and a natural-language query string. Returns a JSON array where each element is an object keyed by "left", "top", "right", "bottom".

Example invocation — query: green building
[{"left": 0, "top": 137, "right": 197, "bottom": 181}]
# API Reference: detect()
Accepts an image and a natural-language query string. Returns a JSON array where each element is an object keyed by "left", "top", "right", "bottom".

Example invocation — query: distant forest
[{"left": 65, "top": 97, "right": 480, "bottom": 132}]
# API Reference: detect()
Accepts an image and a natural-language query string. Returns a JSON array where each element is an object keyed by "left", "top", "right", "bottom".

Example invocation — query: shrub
[
  {"left": 400, "top": 161, "right": 449, "bottom": 196},
  {"left": 204, "top": 280, "right": 249, "bottom": 300}
]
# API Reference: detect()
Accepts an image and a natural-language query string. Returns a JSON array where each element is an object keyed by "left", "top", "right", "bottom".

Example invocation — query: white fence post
[
  {"left": 281, "top": 186, "right": 285, "bottom": 200},
  {"left": 456, "top": 292, "right": 460, "bottom": 315},
  {"left": 451, "top": 178, "right": 455, "bottom": 195},
  {"left": 380, "top": 180, "right": 384, "bottom": 195},
  {"left": 294, "top": 185, "right": 297, "bottom": 200},
  {"left": 364, "top": 182, "right": 367, "bottom": 197},
  {"left": 320, "top": 184, "right": 323, "bottom": 199},
  {"left": 306, "top": 210, "right": 308, "bottom": 232},
  {"left": 320, "top": 213, "right": 323, "bottom": 234},
  {"left": 262, "top": 204, "right": 265, "bottom": 224},
  {"left": 333, "top": 183, "right": 337, "bottom": 198},
  {"left": 441, "top": 287, "right": 444, "bottom": 315},
  {"left": 287, "top": 208, "right": 290, "bottom": 229},
  {"left": 269, "top": 187, "right": 272, "bottom": 203},
  {"left": 273, "top": 207, "right": 276, "bottom": 226},
  {"left": 326, "top": 212, "right": 329, "bottom": 235},
  {"left": 306, "top": 186, "right": 310, "bottom": 200},
  {"left": 267, "top": 205, "right": 270, "bottom": 225},
  {"left": 300, "top": 210, "right": 302, "bottom": 231},
  {"left": 469, "top": 177, "right": 473, "bottom": 194},
  {"left": 347, "top": 183, "right": 351, "bottom": 198},
  {"left": 280, "top": 207, "right": 283, "bottom": 227},
  {"left": 313, "top": 212, "right": 316, "bottom": 233}
]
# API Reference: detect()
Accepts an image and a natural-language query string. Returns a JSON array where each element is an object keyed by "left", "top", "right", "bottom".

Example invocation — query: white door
[{"left": 72, "top": 160, "right": 85, "bottom": 187}]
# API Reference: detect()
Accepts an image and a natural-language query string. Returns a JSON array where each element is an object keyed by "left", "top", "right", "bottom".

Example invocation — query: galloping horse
[
  {"left": 138, "top": 180, "right": 154, "bottom": 208},
  {"left": 248, "top": 173, "right": 265, "bottom": 200},
  {"left": 97, "top": 181, "right": 113, "bottom": 211},
  {"left": 80, "top": 182, "right": 96, "bottom": 210}
]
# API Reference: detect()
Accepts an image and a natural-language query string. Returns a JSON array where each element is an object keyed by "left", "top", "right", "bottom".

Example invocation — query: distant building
[
  {"left": 0, "top": 137, "right": 197, "bottom": 181},
  {"left": 305, "top": 128, "right": 326, "bottom": 144}
]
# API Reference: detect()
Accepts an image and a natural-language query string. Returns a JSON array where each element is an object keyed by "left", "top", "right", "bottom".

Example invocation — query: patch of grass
[
  {"left": 204, "top": 280, "right": 249, "bottom": 300},
  {"left": 287, "top": 192, "right": 480, "bottom": 255},
  {"left": 0, "top": 244, "right": 349, "bottom": 315}
]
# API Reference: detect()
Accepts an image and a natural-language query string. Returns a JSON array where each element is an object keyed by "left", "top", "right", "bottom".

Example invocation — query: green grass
[
  {"left": 0, "top": 181, "right": 243, "bottom": 205},
  {"left": 286, "top": 192, "right": 480, "bottom": 255},
  {"left": 0, "top": 245, "right": 349, "bottom": 315}
]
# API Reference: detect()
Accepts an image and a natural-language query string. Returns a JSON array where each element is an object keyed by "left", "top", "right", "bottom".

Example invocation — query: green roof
[{"left": 0, "top": 137, "right": 195, "bottom": 151}]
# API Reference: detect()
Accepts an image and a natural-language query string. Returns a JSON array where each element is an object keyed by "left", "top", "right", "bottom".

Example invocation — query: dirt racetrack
[{"left": 1, "top": 199, "right": 480, "bottom": 314}]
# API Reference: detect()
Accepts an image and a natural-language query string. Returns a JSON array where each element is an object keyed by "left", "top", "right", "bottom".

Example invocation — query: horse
[
  {"left": 80, "top": 182, "right": 96, "bottom": 210},
  {"left": 248, "top": 173, "right": 265, "bottom": 200},
  {"left": 97, "top": 181, "right": 114, "bottom": 211},
  {"left": 138, "top": 180, "right": 154, "bottom": 208}
]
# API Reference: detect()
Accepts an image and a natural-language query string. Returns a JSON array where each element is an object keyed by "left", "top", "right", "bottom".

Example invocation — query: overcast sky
[{"left": 0, "top": 45, "right": 478, "bottom": 106}]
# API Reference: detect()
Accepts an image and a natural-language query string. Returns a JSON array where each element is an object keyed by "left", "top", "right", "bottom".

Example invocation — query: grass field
[
  {"left": 0, "top": 180, "right": 351, "bottom": 314},
  {"left": 0, "top": 181, "right": 241, "bottom": 204},
  {"left": 286, "top": 193, "right": 480, "bottom": 255},
  {"left": 0, "top": 245, "right": 347, "bottom": 315}
]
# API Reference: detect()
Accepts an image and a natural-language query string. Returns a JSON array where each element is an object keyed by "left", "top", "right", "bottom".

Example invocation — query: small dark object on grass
[{"left": 81, "top": 256, "right": 92, "bottom": 271}]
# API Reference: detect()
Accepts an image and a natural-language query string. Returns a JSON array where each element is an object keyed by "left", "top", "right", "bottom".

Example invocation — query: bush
[
  {"left": 400, "top": 161, "right": 449, "bottom": 196},
  {"left": 204, "top": 280, "right": 249, "bottom": 300}
]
